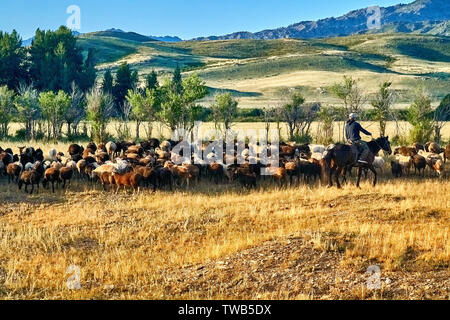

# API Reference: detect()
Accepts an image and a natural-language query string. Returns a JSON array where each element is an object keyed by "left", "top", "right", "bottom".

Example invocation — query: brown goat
[
  {"left": 6, "top": 163, "right": 22, "bottom": 183},
  {"left": 18, "top": 170, "right": 40, "bottom": 194},
  {"left": 207, "top": 163, "right": 223, "bottom": 184},
  {"left": 444, "top": 144, "right": 450, "bottom": 163},
  {"left": 43, "top": 168, "right": 60, "bottom": 192},
  {"left": 394, "top": 146, "right": 417, "bottom": 157},
  {"left": 412, "top": 155, "right": 426, "bottom": 176},
  {"left": 111, "top": 172, "right": 142, "bottom": 193},
  {"left": 59, "top": 167, "right": 74, "bottom": 189}
]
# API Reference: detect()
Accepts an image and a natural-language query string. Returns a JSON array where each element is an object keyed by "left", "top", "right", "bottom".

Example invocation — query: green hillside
[{"left": 77, "top": 32, "right": 450, "bottom": 108}]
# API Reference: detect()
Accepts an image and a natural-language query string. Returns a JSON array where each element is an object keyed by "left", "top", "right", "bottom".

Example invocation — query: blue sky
[{"left": 0, "top": 0, "right": 406, "bottom": 40}]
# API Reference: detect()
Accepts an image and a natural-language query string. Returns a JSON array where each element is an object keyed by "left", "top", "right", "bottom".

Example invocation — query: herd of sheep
[{"left": 0, "top": 139, "right": 448, "bottom": 195}]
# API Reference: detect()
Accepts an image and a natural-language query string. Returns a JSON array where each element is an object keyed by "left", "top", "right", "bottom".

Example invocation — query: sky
[{"left": 0, "top": 0, "right": 407, "bottom": 40}]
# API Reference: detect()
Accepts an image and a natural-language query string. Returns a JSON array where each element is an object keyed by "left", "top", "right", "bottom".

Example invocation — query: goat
[
  {"left": 43, "top": 168, "right": 60, "bottom": 193},
  {"left": 391, "top": 161, "right": 402, "bottom": 178},
  {"left": 18, "top": 170, "right": 40, "bottom": 194},
  {"left": 59, "top": 167, "right": 74, "bottom": 189},
  {"left": 395, "top": 155, "right": 413, "bottom": 175},
  {"left": 7, "top": 162, "right": 22, "bottom": 183},
  {"left": 111, "top": 172, "right": 142, "bottom": 194},
  {"left": 444, "top": 145, "right": 450, "bottom": 164},
  {"left": 412, "top": 154, "right": 426, "bottom": 176}
]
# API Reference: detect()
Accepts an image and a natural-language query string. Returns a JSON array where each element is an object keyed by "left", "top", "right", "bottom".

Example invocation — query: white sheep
[
  {"left": 395, "top": 155, "right": 413, "bottom": 174},
  {"left": 48, "top": 148, "right": 57, "bottom": 161},
  {"left": 105, "top": 141, "right": 117, "bottom": 157},
  {"left": 309, "top": 144, "right": 326, "bottom": 154},
  {"left": 373, "top": 156, "right": 385, "bottom": 173},
  {"left": 24, "top": 162, "right": 34, "bottom": 171}
]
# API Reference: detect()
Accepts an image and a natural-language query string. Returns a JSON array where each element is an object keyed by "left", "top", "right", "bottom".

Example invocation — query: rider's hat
[{"left": 349, "top": 113, "right": 357, "bottom": 120}]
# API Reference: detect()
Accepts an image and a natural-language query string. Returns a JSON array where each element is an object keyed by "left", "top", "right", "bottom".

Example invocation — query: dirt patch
[{"left": 163, "top": 233, "right": 449, "bottom": 300}]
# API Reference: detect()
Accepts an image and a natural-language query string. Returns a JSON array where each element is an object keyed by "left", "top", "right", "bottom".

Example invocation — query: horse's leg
[
  {"left": 356, "top": 167, "right": 363, "bottom": 188},
  {"left": 335, "top": 167, "right": 343, "bottom": 189},
  {"left": 369, "top": 165, "right": 377, "bottom": 187},
  {"left": 328, "top": 167, "right": 334, "bottom": 187}
]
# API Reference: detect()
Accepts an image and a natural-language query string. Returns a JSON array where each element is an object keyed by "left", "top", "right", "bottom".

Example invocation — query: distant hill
[{"left": 194, "top": 0, "right": 450, "bottom": 40}]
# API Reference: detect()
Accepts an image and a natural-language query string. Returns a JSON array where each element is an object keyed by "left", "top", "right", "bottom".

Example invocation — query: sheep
[
  {"left": 206, "top": 163, "right": 224, "bottom": 184},
  {"left": 372, "top": 156, "right": 386, "bottom": 173},
  {"left": 309, "top": 144, "right": 325, "bottom": 154},
  {"left": 105, "top": 141, "right": 117, "bottom": 159},
  {"left": 284, "top": 161, "right": 298, "bottom": 185},
  {"left": 111, "top": 172, "right": 142, "bottom": 194},
  {"left": 160, "top": 141, "right": 172, "bottom": 152},
  {"left": 18, "top": 170, "right": 40, "bottom": 194},
  {"left": 444, "top": 145, "right": 450, "bottom": 164},
  {"left": 395, "top": 155, "right": 413, "bottom": 175},
  {"left": 391, "top": 161, "right": 402, "bottom": 178},
  {"left": 59, "top": 167, "right": 74, "bottom": 189},
  {"left": 48, "top": 148, "right": 57, "bottom": 161},
  {"left": 134, "top": 166, "right": 156, "bottom": 189},
  {"left": 394, "top": 146, "right": 417, "bottom": 157},
  {"left": 52, "top": 161, "right": 63, "bottom": 170},
  {"left": 412, "top": 154, "right": 426, "bottom": 176},
  {"left": 98, "top": 171, "right": 115, "bottom": 191},
  {"left": 66, "top": 160, "right": 77, "bottom": 171},
  {"left": 68, "top": 144, "right": 83, "bottom": 157},
  {"left": 42, "top": 168, "right": 60, "bottom": 193},
  {"left": 424, "top": 154, "right": 444, "bottom": 176},
  {"left": 428, "top": 142, "right": 440, "bottom": 154},
  {"left": 267, "top": 166, "right": 287, "bottom": 187},
  {"left": 24, "top": 162, "right": 34, "bottom": 171},
  {"left": 6, "top": 162, "right": 22, "bottom": 183}
]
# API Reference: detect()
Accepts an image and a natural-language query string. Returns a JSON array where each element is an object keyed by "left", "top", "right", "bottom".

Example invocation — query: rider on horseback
[{"left": 345, "top": 113, "right": 372, "bottom": 164}]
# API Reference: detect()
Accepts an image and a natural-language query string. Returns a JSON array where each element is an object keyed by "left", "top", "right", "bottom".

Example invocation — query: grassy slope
[
  {"left": 0, "top": 145, "right": 448, "bottom": 299},
  {"left": 78, "top": 33, "right": 450, "bottom": 108}
]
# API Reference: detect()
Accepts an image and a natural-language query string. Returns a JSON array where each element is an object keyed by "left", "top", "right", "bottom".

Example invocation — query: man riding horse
[{"left": 345, "top": 113, "right": 372, "bottom": 164}]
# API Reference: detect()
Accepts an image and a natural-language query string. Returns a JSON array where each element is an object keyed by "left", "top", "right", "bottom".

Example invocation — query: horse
[{"left": 321, "top": 137, "right": 392, "bottom": 188}]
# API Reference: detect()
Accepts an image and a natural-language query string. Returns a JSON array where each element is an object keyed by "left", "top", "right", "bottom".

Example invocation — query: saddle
[{"left": 346, "top": 141, "right": 362, "bottom": 162}]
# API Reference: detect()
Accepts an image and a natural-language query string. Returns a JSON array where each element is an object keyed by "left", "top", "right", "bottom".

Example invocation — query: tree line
[{"left": 0, "top": 27, "right": 449, "bottom": 144}]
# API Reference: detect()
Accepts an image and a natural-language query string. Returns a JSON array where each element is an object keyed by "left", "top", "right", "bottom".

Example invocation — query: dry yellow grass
[
  {"left": 5, "top": 121, "right": 450, "bottom": 143},
  {"left": 0, "top": 146, "right": 448, "bottom": 299}
]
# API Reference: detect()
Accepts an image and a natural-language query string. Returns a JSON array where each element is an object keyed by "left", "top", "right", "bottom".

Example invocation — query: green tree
[
  {"left": 65, "top": 82, "right": 85, "bottom": 137},
  {"left": 0, "top": 30, "right": 27, "bottom": 90},
  {"left": 126, "top": 88, "right": 159, "bottom": 140},
  {"left": 0, "top": 86, "right": 16, "bottom": 138},
  {"left": 159, "top": 72, "right": 207, "bottom": 135},
  {"left": 86, "top": 88, "right": 114, "bottom": 143},
  {"left": 330, "top": 76, "right": 366, "bottom": 140},
  {"left": 29, "top": 26, "right": 85, "bottom": 92},
  {"left": 78, "top": 48, "right": 97, "bottom": 92},
  {"left": 145, "top": 70, "right": 159, "bottom": 90},
  {"left": 38, "top": 90, "right": 71, "bottom": 139},
  {"left": 171, "top": 65, "right": 183, "bottom": 94},
  {"left": 113, "top": 62, "right": 138, "bottom": 115},
  {"left": 433, "top": 94, "right": 450, "bottom": 144},
  {"left": 407, "top": 88, "right": 434, "bottom": 143},
  {"left": 316, "top": 106, "right": 337, "bottom": 145},
  {"left": 102, "top": 70, "right": 114, "bottom": 94},
  {"left": 371, "top": 82, "right": 395, "bottom": 137},
  {"left": 15, "top": 85, "right": 40, "bottom": 140},
  {"left": 211, "top": 92, "right": 239, "bottom": 134}
]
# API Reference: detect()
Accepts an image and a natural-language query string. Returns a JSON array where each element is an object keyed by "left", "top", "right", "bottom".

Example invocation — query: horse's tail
[{"left": 320, "top": 149, "right": 333, "bottom": 185}]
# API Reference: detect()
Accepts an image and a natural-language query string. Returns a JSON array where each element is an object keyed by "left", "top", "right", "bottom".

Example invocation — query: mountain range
[
  {"left": 194, "top": 0, "right": 450, "bottom": 40},
  {"left": 21, "top": 0, "right": 450, "bottom": 46}
]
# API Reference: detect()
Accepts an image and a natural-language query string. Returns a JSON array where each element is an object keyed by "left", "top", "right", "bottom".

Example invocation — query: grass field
[
  {"left": 78, "top": 33, "right": 450, "bottom": 108},
  {"left": 4, "top": 121, "right": 450, "bottom": 145},
  {"left": 0, "top": 156, "right": 448, "bottom": 299}
]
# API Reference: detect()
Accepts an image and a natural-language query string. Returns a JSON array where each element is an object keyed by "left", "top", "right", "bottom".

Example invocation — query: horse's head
[{"left": 377, "top": 136, "right": 392, "bottom": 155}]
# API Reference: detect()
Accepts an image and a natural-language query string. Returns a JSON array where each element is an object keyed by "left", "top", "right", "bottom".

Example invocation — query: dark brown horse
[{"left": 321, "top": 137, "right": 392, "bottom": 188}]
